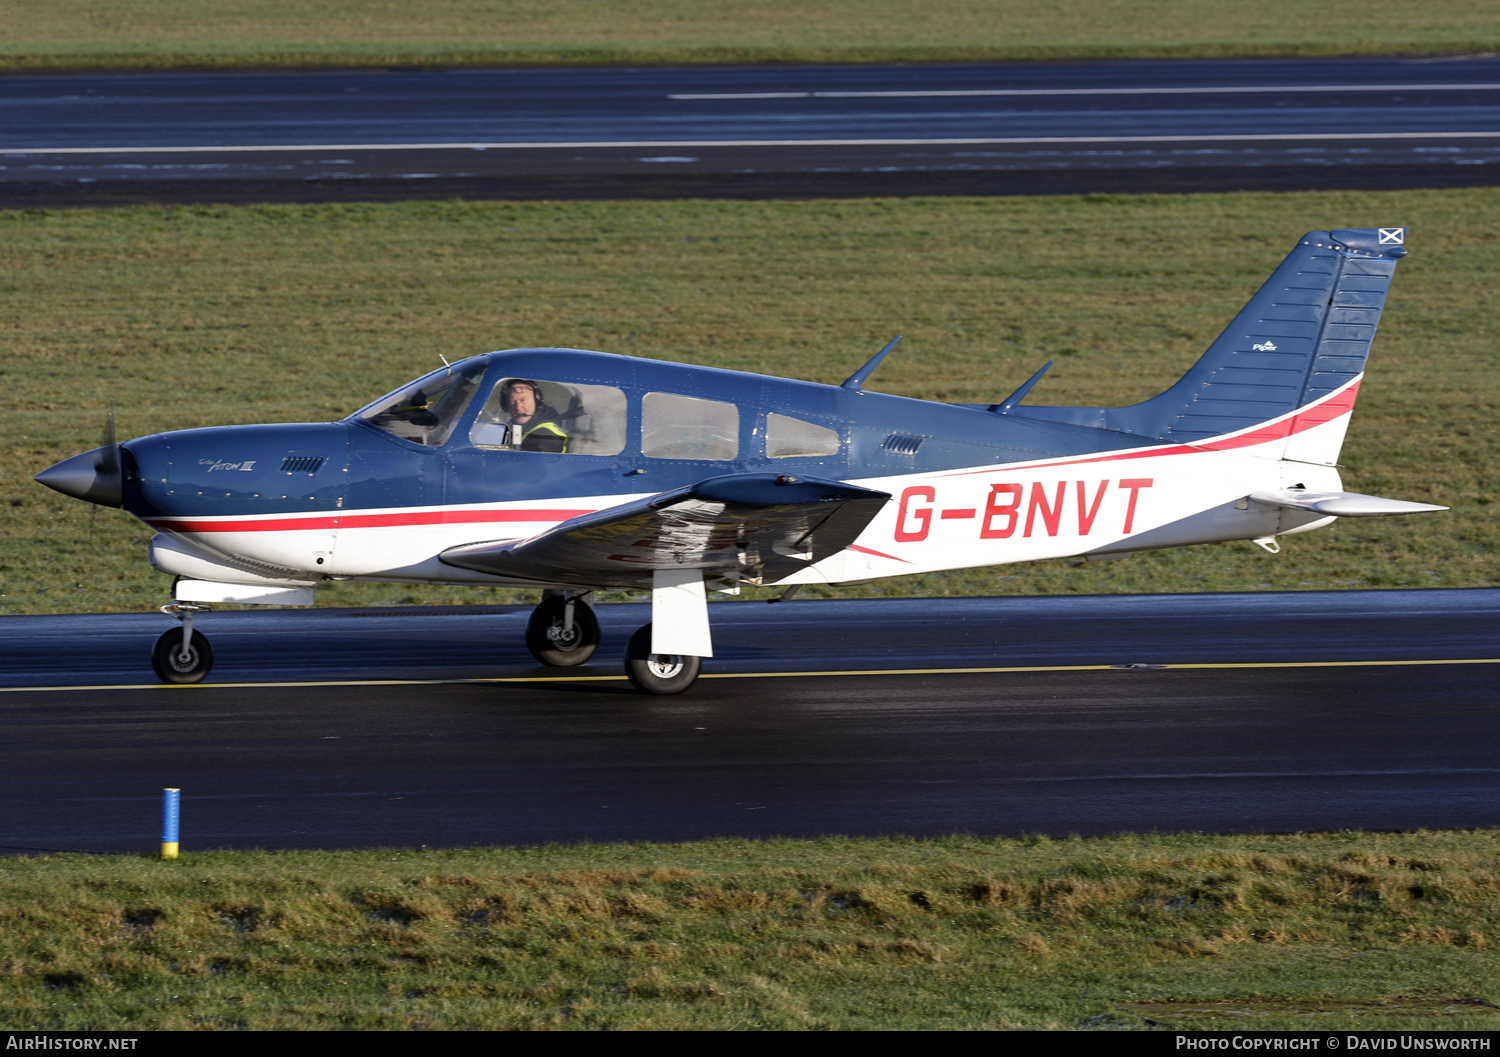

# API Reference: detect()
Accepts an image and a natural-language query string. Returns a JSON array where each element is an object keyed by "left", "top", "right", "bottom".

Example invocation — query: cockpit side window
[
  {"left": 360, "top": 363, "right": 485, "bottom": 447},
  {"left": 642, "top": 392, "right": 739, "bottom": 461},
  {"left": 470, "top": 378, "right": 627, "bottom": 456},
  {"left": 766, "top": 413, "right": 841, "bottom": 458}
]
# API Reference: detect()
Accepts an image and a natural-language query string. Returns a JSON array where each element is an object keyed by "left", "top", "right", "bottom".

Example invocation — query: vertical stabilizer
[{"left": 1010, "top": 227, "right": 1408, "bottom": 463}]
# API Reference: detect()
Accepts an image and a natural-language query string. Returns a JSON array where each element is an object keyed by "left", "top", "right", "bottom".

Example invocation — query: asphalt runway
[
  {"left": 2, "top": 589, "right": 1497, "bottom": 854},
  {"left": 3, "top": 56, "right": 1500, "bottom": 204}
]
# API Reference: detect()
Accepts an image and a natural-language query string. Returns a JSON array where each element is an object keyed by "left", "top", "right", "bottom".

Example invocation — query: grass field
[
  {"left": 3, "top": 188, "right": 1496, "bottom": 615},
  {"left": 2, "top": 831, "right": 1497, "bottom": 1029},
  {"left": 0, "top": 0, "right": 1498, "bottom": 70}
]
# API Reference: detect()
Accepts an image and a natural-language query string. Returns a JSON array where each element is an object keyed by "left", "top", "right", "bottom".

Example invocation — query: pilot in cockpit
[{"left": 500, "top": 379, "right": 570, "bottom": 453}]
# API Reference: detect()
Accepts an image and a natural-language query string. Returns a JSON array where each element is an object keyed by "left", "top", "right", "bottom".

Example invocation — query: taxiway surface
[
  {"left": 4, "top": 57, "right": 1500, "bottom": 203},
  {"left": 2, "top": 589, "right": 1496, "bottom": 853}
]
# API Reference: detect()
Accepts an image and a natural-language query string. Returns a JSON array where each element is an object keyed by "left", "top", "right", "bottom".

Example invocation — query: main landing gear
[
  {"left": 623, "top": 624, "right": 701, "bottom": 695},
  {"left": 152, "top": 602, "right": 214, "bottom": 684},
  {"left": 525, "top": 591, "right": 601, "bottom": 667},
  {"left": 524, "top": 592, "right": 705, "bottom": 694}
]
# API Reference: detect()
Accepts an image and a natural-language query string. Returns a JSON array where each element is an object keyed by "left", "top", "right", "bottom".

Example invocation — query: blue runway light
[{"left": 161, "top": 788, "right": 180, "bottom": 860}]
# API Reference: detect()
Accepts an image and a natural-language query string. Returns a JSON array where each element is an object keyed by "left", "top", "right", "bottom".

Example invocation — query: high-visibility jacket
[{"left": 515, "top": 419, "right": 568, "bottom": 453}]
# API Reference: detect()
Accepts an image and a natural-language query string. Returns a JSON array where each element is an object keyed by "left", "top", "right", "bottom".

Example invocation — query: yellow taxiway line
[{"left": 2, "top": 657, "right": 1498, "bottom": 693}]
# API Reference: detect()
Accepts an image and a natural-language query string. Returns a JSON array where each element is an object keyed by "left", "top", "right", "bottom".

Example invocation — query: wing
[{"left": 439, "top": 472, "right": 891, "bottom": 589}]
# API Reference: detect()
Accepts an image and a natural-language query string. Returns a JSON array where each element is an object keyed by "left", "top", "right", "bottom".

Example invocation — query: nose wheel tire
[
  {"left": 525, "top": 596, "right": 601, "bottom": 667},
  {"left": 151, "top": 628, "right": 214, "bottom": 684},
  {"left": 623, "top": 624, "right": 702, "bottom": 695}
]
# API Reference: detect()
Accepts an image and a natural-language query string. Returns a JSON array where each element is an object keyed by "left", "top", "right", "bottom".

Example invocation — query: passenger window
[
  {"left": 642, "top": 392, "right": 739, "bottom": 461},
  {"left": 766, "top": 413, "right": 840, "bottom": 458},
  {"left": 470, "top": 378, "right": 627, "bottom": 456},
  {"left": 361, "top": 363, "right": 485, "bottom": 447}
]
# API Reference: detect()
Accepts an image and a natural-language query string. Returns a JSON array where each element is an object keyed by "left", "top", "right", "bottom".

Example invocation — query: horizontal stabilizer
[
  {"left": 1249, "top": 489, "right": 1447, "bottom": 518},
  {"left": 440, "top": 473, "right": 891, "bottom": 588}
]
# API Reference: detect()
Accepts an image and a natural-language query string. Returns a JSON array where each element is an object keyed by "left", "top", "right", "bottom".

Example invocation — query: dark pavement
[
  {"left": 4, "top": 57, "right": 1500, "bottom": 203},
  {"left": 2, "top": 589, "right": 1496, "bottom": 853}
]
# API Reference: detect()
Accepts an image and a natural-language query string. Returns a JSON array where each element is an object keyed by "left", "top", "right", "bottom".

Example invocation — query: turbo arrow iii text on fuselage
[{"left": 36, "top": 227, "right": 1444, "bottom": 693}]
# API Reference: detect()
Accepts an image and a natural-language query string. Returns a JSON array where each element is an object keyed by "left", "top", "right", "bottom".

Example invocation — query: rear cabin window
[
  {"left": 766, "top": 413, "right": 840, "bottom": 458},
  {"left": 361, "top": 363, "right": 485, "bottom": 447},
  {"left": 642, "top": 392, "right": 739, "bottom": 461},
  {"left": 469, "top": 378, "right": 627, "bottom": 456}
]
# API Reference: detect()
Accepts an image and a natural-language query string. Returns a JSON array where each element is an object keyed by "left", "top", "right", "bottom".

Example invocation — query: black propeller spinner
[{"left": 34, "top": 406, "right": 124, "bottom": 508}]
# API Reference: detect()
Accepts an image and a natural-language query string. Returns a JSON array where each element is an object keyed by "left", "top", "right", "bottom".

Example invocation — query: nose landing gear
[{"left": 152, "top": 602, "right": 214, "bottom": 684}]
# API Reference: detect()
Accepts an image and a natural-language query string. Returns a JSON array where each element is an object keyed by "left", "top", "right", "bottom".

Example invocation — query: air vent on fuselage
[
  {"left": 279, "top": 454, "right": 327, "bottom": 475},
  {"left": 881, "top": 433, "right": 924, "bottom": 455}
]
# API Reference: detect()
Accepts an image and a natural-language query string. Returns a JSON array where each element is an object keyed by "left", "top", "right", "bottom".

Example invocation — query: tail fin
[{"left": 1011, "top": 227, "right": 1408, "bottom": 463}]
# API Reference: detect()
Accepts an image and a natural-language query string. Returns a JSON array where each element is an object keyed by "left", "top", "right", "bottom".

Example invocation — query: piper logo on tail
[{"left": 1252, "top": 341, "right": 1278, "bottom": 351}]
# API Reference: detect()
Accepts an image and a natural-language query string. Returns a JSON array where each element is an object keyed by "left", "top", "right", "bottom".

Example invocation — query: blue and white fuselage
[{"left": 35, "top": 227, "right": 1446, "bottom": 692}]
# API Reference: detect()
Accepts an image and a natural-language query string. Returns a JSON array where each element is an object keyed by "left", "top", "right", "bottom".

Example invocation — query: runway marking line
[
  {"left": 6, "top": 132, "right": 1500, "bottom": 155},
  {"left": 3, "top": 657, "right": 1497, "bottom": 693},
  {"left": 671, "top": 82, "right": 1500, "bottom": 99}
]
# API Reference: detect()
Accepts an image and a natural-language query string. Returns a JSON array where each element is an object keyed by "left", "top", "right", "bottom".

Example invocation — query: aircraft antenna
[
  {"left": 840, "top": 336, "right": 902, "bottom": 392},
  {"left": 438, "top": 354, "right": 452, "bottom": 375},
  {"left": 989, "top": 360, "right": 1054, "bottom": 414}
]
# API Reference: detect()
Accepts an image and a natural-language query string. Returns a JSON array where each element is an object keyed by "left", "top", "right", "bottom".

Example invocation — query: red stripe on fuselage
[
  {"left": 941, "top": 379, "right": 1362, "bottom": 478},
  {"left": 1197, "top": 380, "right": 1361, "bottom": 454},
  {"left": 145, "top": 508, "right": 594, "bottom": 534},
  {"left": 847, "top": 543, "right": 909, "bottom": 564}
]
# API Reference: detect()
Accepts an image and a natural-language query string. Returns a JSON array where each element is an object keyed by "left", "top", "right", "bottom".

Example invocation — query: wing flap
[
  {"left": 1249, "top": 489, "right": 1447, "bottom": 517},
  {"left": 440, "top": 473, "right": 890, "bottom": 588}
]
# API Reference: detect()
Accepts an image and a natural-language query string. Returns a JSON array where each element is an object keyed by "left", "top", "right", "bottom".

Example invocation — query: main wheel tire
[
  {"left": 151, "top": 628, "right": 214, "bottom": 684},
  {"left": 525, "top": 596, "right": 601, "bottom": 667},
  {"left": 623, "top": 624, "right": 702, "bottom": 695}
]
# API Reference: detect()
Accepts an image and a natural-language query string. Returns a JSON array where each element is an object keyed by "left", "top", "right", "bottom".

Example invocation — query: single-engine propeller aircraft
[{"left": 37, "top": 226, "right": 1445, "bottom": 693}]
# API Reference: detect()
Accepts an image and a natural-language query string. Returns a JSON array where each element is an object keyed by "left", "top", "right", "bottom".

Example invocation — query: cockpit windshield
[{"left": 359, "top": 362, "right": 486, "bottom": 447}]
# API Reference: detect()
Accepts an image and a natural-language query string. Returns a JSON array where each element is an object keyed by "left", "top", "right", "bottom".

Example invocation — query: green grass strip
[
  {"left": 7, "top": 43, "right": 1500, "bottom": 72},
  {"left": 1, "top": 0, "right": 1498, "bottom": 70},
  {"left": 3, "top": 831, "right": 1498, "bottom": 1029},
  {"left": 3, "top": 187, "right": 1497, "bottom": 615}
]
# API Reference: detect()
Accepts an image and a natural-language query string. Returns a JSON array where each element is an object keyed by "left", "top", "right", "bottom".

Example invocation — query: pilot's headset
[{"left": 500, "top": 378, "right": 543, "bottom": 408}]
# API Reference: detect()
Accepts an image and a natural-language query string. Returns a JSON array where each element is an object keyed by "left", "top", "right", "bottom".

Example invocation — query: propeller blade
[{"left": 96, "top": 405, "right": 119, "bottom": 478}]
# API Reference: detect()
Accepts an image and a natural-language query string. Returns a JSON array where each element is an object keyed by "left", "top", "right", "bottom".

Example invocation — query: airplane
[{"left": 35, "top": 225, "right": 1446, "bottom": 694}]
